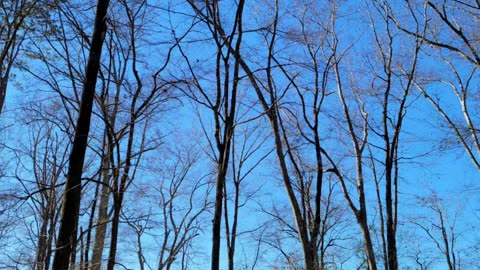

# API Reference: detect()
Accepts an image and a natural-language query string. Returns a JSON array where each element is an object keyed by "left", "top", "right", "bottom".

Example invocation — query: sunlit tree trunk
[{"left": 91, "top": 144, "right": 112, "bottom": 270}]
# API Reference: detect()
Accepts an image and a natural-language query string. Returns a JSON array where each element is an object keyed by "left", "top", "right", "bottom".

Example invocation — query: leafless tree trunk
[
  {"left": 333, "top": 59, "right": 376, "bottom": 269},
  {"left": 184, "top": 1, "right": 246, "bottom": 269},
  {"left": 188, "top": 0, "right": 323, "bottom": 265},
  {"left": 240, "top": 1, "right": 322, "bottom": 267},
  {"left": 104, "top": 2, "right": 178, "bottom": 266},
  {"left": 90, "top": 21, "right": 126, "bottom": 270},
  {"left": 90, "top": 140, "right": 113, "bottom": 270},
  {"left": 52, "top": 0, "right": 110, "bottom": 268},
  {"left": 32, "top": 128, "right": 65, "bottom": 270},
  {"left": 369, "top": 2, "right": 423, "bottom": 269}
]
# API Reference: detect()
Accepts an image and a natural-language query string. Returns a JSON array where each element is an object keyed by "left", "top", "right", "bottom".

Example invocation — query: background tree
[
  {"left": 223, "top": 116, "right": 272, "bottom": 270},
  {"left": 0, "top": 118, "right": 67, "bottom": 269},
  {"left": 390, "top": 0, "right": 480, "bottom": 170},
  {"left": 0, "top": 0, "right": 42, "bottom": 114},
  {"left": 152, "top": 145, "right": 213, "bottom": 270}
]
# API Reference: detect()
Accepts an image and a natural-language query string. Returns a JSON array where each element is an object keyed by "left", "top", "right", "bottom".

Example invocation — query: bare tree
[
  {"left": 412, "top": 192, "right": 464, "bottom": 270},
  {"left": 0, "top": 0, "right": 42, "bottom": 114},
  {"left": 362, "top": 2, "right": 424, "bottom": 269},
  {"left": 392, "top": 0, "right": 479, "bottom": 67},
  {"left": 27, "top": 123, "right": 68, "bottom": 270},
  {"left": 182, "top": 1, "right": 248, "bottom": 269},
  {"left": 10, "top": 1, "right": 104, "bottom": 268},
  {"left": 390, "top": 0, "right": 480, "bottom": 171},
  {"left": 0, "top": 118, "right": 68, "bottom": 269},
  {"left": 151, "top": 146, "right": 213, "bottom": 270},
  {"left": 223, "top": 119, "right": 271, "bottom": 270},
  {"left": 186, "top": 0, "right": 354, "bottom": 268},
  {"left": 52, "top": 0, "right": 110, "bottom": 268}
]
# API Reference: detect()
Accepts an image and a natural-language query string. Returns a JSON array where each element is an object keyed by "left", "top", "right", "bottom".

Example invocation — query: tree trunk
[
  {"left": 211, "top": 124, "right": 234, "bottom": 270},
  {"left": 51, "top": 0, "right": 110, "bottom": 268},
  {"left": 225, "top": 181, "right": 239, "bottom": 270},
  {"left": 83, "top": 180, "right": 100, "bottom": 270},
  {"left": 270, "top": 109, "right": 317, "bottom": 270},
  {"left": 211, "top": 149, "right": 228, "bottom": 270},
  {"left": 35, "top": 216, "right": 48, "bottom": 270},
  {"left": 0, "top": 77, "right": 7, "bottom": 115},
  {"left": 386, "top": 165, "right": 398, "bottom": 270},
  {"left": 106, "top": 111, "right": 136, "bottom": 270},
  {"left": 107, "top": 200, "right": 122, "bottom": 270},
  {"left": 356, "top": 172, "right": 377, "bottom": 270},
  {"left": 91, "top": 148, "right": 113, "bottom": 270},
  {"left": 358, "top": 211, "right": 377, "bottom": 270}
]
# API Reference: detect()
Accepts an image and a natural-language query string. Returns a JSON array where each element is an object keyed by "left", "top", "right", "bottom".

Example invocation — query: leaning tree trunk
[{"left": 51, "top": 0, "right": 110, "bottom": 269}]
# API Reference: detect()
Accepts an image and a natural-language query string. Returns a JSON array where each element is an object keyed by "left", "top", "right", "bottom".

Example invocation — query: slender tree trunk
[
  {"left": 35, "top": 217, "right": 48, "bottom": 270},
  {"left": 106, "top": 113, "right": 136, "bottom": 270},
  {"left": 358, "top": 211, "right": 377, "bottom": 270},
  {"left": 92, "top": 64, "right": 121, "bottom": 270},
  {"left": 386, "top": 165, "right": 398, "bottom": 270},
  {"left": 136, "top": 231, "right": 145, "bottom": 270},
  {"left": 270, "top": 110, "right": 316, "bottom": 270},
  {"left": 228, "top": 183, "right": 239, "bottom": 270},
  {"left": 211, "top": 138, "right": 233, "bottom": 270},
  {"left": 91, "top": 148, "right": 113, "bottom": 270},
  {"left": 224, "top": 180, "right": 239, "bottom": 270},
  {"left": 0, "top": 54, "right": 5, "bottom": 115},
  {"left": 373, "top": 162, "right": 388, "bottom": 270},
  {"left": 107, "top": 200, "right": 122, "bottom": 270},
  {"left": 211, "top": 168, "right": 225, "bottom": 270},
  {"left": 188, "top": 1, "right": 317, "bottom": 268},
  {"left": 356, "top": 170, "right": 377, "bottom": 270},
  {"left": 185, "top": 1, "right": 243, "bottom": 269},
  {"left": 234, "top": 52, "right": 318, "bottom": 270},
  {"left": 210, "top": 1, "right": 241, "bottom": 267},
  {"left": 45, "top": 202, "right": 57, "bottom": 270},
  {"left": 83, "top": 173, "right": 100, "bottom": 270},
  {"left": 51, "top": 0, "right": 110, "bottom": 268},
  {"left": 79, "top": 228, "right": 85, "bottom": 269}
]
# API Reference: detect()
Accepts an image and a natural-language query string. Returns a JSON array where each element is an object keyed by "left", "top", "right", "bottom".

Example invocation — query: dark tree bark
[{"left": 51, "top": 0, "right": 110, "bottom": 268}]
